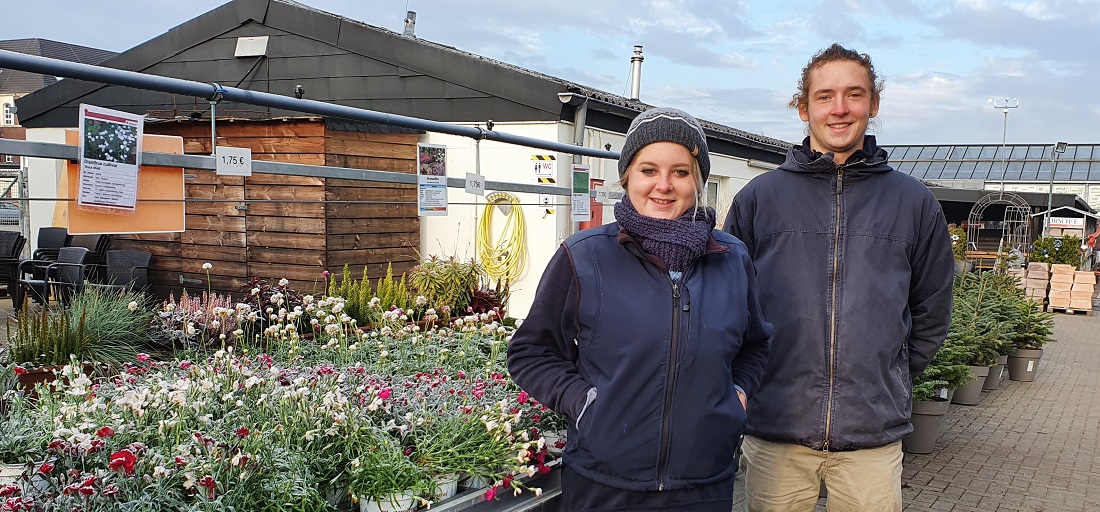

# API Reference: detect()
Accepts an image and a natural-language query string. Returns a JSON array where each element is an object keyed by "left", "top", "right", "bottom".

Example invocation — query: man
[{"left": 723, "top": 43, "right": 954, "bottom": 511}]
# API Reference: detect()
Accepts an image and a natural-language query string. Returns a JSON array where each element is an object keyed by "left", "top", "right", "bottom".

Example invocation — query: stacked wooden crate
[
  {"left": 1047, "top": 264, "right": 1077, "bottom": 311},
  {"left": 1024, "top": 262, "right": 1050, "bottom": 305},
  {"left": 1006, "top": 267, "right": 1027, "bottom": 290},
  {"left": 1070, "top": 271, "right": 1096, "bottom": 313}
]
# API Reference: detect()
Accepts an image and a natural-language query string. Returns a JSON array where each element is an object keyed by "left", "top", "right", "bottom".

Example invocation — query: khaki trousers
[{"left": 741, "top": 435, "right": 903, "bottom": 512}]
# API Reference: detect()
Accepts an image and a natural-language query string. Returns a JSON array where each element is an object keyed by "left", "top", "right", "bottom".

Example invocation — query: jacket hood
[{"left": 782, "top": 135, "right": 891, "bottom": 175}]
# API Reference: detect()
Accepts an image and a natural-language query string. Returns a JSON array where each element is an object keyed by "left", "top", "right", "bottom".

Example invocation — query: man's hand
[{"left": 737, "top": 389, "right": 747, "bottom": 410}]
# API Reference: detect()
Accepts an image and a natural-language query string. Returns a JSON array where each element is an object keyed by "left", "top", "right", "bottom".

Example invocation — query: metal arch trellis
[{"left": 966, "top": 191, "right": 1032, "bottom": 268}]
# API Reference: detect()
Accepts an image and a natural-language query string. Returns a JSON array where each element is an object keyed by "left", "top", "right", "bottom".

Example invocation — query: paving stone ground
[{"left": 733, "top": 312, "right": 1100, "bottom": 512}]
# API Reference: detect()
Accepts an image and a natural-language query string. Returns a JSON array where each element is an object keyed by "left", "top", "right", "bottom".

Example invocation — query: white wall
[
  {"left": 419, "top": 121, "right": 770, "bottom": 319},
  {"left": 23, "top": 128, "right": 70, "bottom": 254}
]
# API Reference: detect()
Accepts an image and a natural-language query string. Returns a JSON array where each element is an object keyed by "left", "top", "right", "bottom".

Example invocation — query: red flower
[
  {"left": 198, "top": 475, "right": 217, "bottom": 498},
  {"left": 179, "top": 361, "right": 192, "bottom": 370},
  {"left": 78, "top": 486, "right": 95, "bottom": 497},
  {"left": 174, "top": 456, "right": 187, "bottom": 467},
  {"left": 484, "top": 486, "right": 498, "bottom": 501},
  {"left": 0, "top": 485, "right": 18, "bottom": 497},
  {"left": 102, "top": 484, "right": 120, "bottom": 497},
  {"left": 109, "top": 450, "right": 137, "bottom": 475},
  {"left": 235, "top": 427, "right": 250, "bottom": 438},
  {"left": 96, "top": 426, "right": 116, "bottom": 438},
  {"left": 517, "top": 391, "right": 529, "bottom": 404},
  {"left": 12, "top": 366, "right": 26, "bottom": 376},
  {"left": 37, "top": 463, "right": 54, "bottom": 474},
  {"left": 136, "top": 353, "right": 150, "bottom": 362},
  {"left": 377, "top": 388, "right": 393, "bottom": 400}
]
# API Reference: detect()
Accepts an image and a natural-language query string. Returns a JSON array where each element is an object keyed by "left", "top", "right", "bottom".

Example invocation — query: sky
[{"left": 5, "top": 0, "right": 1099, "bottom": 147}]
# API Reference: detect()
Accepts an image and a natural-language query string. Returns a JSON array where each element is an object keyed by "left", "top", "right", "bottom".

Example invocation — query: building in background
[{"left": 11, "top": 0, "right": 788, "bottom": 315}]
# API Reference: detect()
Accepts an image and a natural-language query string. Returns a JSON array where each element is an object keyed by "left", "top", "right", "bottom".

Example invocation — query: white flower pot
[
  {"left": 432, "top": 473, "right": 460, "bottom": 501},
  {"left": 0, "top": 464, "right": 23, "bottom": 487},
  {"left": 459, "top": 473, "right": 492, "bottom": 491},
  {"left": 542, "top": 430, "right": 566, "bottom": 455},
  {"left": 359, "top": 491, "right": 417, "bottom": 512}
]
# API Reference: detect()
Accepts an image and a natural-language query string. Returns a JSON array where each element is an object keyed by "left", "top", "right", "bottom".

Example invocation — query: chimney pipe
[
  {"left": 629, "top": 45, "right": 644, "bottom": 101},
  {"left": 404, "top": 11, "right": 417, "bottom": 37}
]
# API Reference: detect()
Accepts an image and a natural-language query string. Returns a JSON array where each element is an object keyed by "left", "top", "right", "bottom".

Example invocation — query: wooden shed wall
[{"left": 114, "top": 118, "right": 419, "bottom": 299}]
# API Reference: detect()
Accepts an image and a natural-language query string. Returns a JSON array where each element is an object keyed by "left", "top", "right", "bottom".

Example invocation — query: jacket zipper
[
  {"left": 657, "top": 275, "right": 684, "bottom": 490},
  {"left": 823, "top": 159, "right": 863, "bottom": 452}
]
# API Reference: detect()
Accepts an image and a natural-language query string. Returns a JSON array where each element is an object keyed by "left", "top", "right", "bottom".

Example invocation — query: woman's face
[{"left": 625, "top": 142, "right": 698, "bottom": 220}]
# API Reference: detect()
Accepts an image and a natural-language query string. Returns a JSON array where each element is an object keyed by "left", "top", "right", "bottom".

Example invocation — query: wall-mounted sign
[{"left": 1049, "top": 217, "right": 1084, "bottom": 228}]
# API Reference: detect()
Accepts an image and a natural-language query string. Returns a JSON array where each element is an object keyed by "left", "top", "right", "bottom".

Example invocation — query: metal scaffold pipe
[{"left": 0, "top": 49, "right": 620, "bottom": 160}]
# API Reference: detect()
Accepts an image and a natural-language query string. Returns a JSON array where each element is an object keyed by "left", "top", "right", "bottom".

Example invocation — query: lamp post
[
  {"left": 1044, "top": 141, "right": 1069, "bottom": 237},
  {"left": 989, "top": 98, "right": 1020, "bottom": 192}
]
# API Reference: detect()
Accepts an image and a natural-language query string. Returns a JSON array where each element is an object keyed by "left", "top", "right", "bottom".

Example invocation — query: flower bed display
[{"left": 1, "top": 271, "right": 564, "bottom": 512}]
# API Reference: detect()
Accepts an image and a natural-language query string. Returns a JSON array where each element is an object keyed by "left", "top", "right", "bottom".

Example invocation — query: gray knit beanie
[{"left": 618, "top": 107, "right": 710, "bottom": 183}]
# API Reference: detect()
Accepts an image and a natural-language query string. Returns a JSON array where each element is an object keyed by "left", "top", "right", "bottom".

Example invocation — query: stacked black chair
[
  {"left": 0, "top": 231, "right": 27, "bottom": 295},
  {"left": 68, "top": 234, "right": 111, "bottom": 282},
  {"left": 32, "top": 226, "right": 71, "bottom": 261},
  {"left": 14, "top": 246, "right": 89, "bottom": 308},
  {"left": 85, "top": 249, "right": 152, "bottom": 294}
]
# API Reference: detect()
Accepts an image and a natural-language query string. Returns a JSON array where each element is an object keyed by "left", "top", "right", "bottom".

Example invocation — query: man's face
[{"left": 798, "top": 60, "right": 879, "bottom": 165}]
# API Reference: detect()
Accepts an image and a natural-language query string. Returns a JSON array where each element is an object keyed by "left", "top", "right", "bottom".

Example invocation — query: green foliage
[
  {"left": 1009, "top": 299, "right": 1056, "bottom": 350},
  {"left": 67, "top": 287, "right": 152, "bottom": 361},
  {"left": 0, "top": 367, "right": 44, "bottom": 463},
  {"left": 375, "top": 263, "right": 412, "bottom": 312},
  {"left": 346, "top": 428, "right": 432, "bottom": 503},
  {"left": 410, "top": 256, "right": 484, "bottom": 313},
  {"left": 326, "top": 263, "right": 413, "bottom": 327},
  {"left": 915, "top": 270, "right": 1056, "bottom": 400},
  {"left": 1031, "top": 235, "right": 1083, "bottom": 267},
  {"left": 949, "top": 225, "right": 967, "bottom": 261},
  {"left": 7, "top": 288, "right": 150, "bottom": 368},
  {"left": 328, "top": 264, "right": 372, "bottom": 325},
  {"left": 912, "top": 342, "right": 971, "bottom": 402},
  {"left": 7, "top": 306, "right": 88, "bottom": 367}
]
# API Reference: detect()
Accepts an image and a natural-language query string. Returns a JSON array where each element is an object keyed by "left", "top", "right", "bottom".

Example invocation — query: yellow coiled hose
[{"left": 477, "top": 192, "right": 527, "bottom": 283}]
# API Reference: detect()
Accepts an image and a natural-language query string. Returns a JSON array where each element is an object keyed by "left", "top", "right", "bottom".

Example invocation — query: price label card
[
  {"left": 465, "top": 172, "right": 485, "bottom": 196},
  {"left": 594, "top": 186, "right": 610, "bottom": 204},
  {"left": 216, "top": 146, "right": 252, "bottom": 176}
]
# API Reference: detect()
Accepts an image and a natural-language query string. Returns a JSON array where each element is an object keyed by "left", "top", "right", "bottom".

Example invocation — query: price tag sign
[
  {"left": 465, "top": 172, "right": 485, "bottom": 196},
  {"left": 594, "top": 186, "right": 610, "bottom": 204},
  {"left": 216, "top": 146, "right": 252, "bottom": 176}
]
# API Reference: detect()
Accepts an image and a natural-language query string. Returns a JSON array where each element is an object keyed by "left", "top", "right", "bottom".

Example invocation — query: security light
[{"left": 1054, "top": 141, "right": 1068, "bottom": 154}]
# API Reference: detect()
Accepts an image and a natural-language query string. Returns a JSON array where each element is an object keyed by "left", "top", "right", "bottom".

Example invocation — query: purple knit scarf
[{"left": 614, "top": 198, "right": 716, "bottom": 274}]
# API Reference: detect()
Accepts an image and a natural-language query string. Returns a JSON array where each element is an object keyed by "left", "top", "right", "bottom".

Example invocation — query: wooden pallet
[{"left": 1048, "top": 306, "right": 1094, "bottom": 316}]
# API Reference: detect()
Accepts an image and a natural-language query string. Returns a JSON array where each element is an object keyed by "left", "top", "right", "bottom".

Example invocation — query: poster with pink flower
[{"left": 417, "top": 143, "right": 448, "bottom": 216}]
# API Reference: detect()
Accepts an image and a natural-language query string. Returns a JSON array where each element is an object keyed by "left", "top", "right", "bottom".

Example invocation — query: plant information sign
[
  {"left": 571, "top": 164, "right": 591, "bottom": 222},
  {"left": 417, "top": 143, "right": 448, "bottom": 216},
  {"left": 77, "top": 104, "right": 145, "bottom": 212}
]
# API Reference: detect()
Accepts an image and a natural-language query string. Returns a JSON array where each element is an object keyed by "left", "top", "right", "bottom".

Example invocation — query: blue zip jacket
[
  {"left": 724, "top": 136, "right": 954, "bottom": 451},
  {"left": 507, "top": 222, "right": 772, "bottom": 491}
]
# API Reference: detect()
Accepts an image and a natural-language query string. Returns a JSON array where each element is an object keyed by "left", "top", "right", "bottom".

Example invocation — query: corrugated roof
[
  {"left": 145, "top": 115, "right": 424, "bottom": 135},
  {"left": 0, "top": 38, "right": 117, "bottom": 94},
  {"left": 268, "top": 0, "right": 790, "bottom": 151}
]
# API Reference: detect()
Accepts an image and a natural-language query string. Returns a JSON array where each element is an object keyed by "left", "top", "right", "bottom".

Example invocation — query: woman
[{"left": 507, "top": 107, "right": 773, "bottom": 511}]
